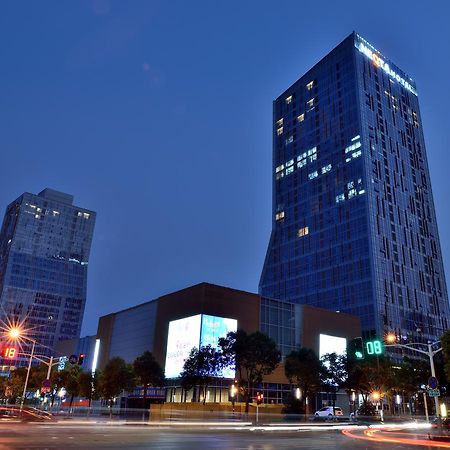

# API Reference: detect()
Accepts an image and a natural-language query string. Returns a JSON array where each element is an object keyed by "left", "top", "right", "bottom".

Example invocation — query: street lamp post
[
  {"left": 386, "top": 339, "right": 442, "bottom": 419},
  {"left": 4, "top": 326, "right": 53, "bottom": 411},
  {"left": 20, "top": 338, "right": 36, "bottom": 411}
]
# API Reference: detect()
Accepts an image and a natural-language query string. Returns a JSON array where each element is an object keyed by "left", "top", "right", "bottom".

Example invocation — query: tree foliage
[
  {"left": 219, "top": 330, "right": 280, "bottom": 412},
  {"left": 321, "top": 352, "right": 348, "bottom": 389},
  {"left": 54, "top": 365, "right": 83, "bottom": 407},
  {"left": 180, "top": 345, "right": 220, "bottom": 404},
  {"left": 346, "top": 355, "right": 394, "bottom": 400},
  {"left": 98, "top": 357, "right": 135, "bottom": 407},
  {"left": 133, "top": 351, "right": 164, "bottom": 409},
  {"left": 391, "top": 357, "right": 429, "bottom": 395},
  {"left": 284, "top": 347, "right": 325, "bottom": 414}
]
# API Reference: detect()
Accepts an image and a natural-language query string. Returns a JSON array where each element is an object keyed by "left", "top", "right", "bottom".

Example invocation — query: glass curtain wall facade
[
  {"left": 259, "top": 32, "right": 449, "bottom": 343},
  {"left": 0, "top": 188, "right": 96, "bottom": 362}
]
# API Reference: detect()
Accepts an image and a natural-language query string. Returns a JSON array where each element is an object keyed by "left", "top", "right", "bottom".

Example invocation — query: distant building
[
  {"left": 259, "top": 32, "right": 450, "bottom": 343},
  {"left": 55, "top": 334, "right": 99, "bottom": 373},
  {"left": 0, "top": 188, "right": 96, "bottom": 363},
  {"left": 93, "top": 282, "right": 360, "bottom": 404}
]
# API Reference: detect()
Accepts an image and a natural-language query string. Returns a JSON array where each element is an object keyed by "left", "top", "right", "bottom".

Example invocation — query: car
[{"left": 314, "top": 406, "right": 343, "bottom": 418}]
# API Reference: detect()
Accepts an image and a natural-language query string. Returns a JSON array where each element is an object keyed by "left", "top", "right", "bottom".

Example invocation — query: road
[{"left": 0, "top": 422, "right": 447, "bottom": 449}]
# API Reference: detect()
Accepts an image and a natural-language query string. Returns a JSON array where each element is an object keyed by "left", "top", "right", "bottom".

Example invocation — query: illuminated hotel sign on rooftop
[{"left": 355, "top": 35, "right": 417, "bottom": 96}]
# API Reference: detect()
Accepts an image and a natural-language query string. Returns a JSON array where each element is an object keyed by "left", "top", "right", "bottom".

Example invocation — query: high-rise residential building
[
  {"left": 259, "top": 32, "right": 449, "bottom": 343},
  {"left": 0, "top": 188, "right": 96, "bottom": 362}
]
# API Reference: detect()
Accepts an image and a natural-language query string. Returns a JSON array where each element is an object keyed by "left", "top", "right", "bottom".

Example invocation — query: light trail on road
[{"left": 343, "top": 427, "right": 450, "bottom": 448}]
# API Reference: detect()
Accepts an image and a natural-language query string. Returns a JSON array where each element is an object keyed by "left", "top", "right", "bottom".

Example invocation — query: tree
[
  {"left": 346, "top": 355, "right": 395, "bottom": 415},
  {"left": 1, "top": 367, "right": 28, "bottom": 403},
  {"left": 219, "top": 330, "right": 281, "bottom": 413},
  {"left": 53, "top": 366, "right": 83, "bottom": 409},
  {"left": 133, "top": 351, "right": 164, "bottom": 414},
  {"left": 98, "top": 357, "right": 136, "bottom": 417},
  {"left": 284, "top": 348, "right": 325, "bottom": 417},
  {"left": 78, "top": 371, "right": 100, "bottom": 408},
  {"left": 321, "top": 352, "right": 348, "bottom": 416},
  {"left": 180, "top": 345, "right": 220, "bottom": 404},
  {"left": 1, "top": 364, "right": 49, "bottom": 404}
]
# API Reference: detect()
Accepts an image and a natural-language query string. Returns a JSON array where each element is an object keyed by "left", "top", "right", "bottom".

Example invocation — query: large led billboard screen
[
  {"left": 200, "top": 314, "right": 237, "bottom": 378},
  {"left": 319, "top": 333, "right": 347, "bottom": 359},
  {"left": 165, "top": 315, "right": 202, "bottom": 379},
  {"left": 164, "top": 314, "right": 237, "bottom": 379}
]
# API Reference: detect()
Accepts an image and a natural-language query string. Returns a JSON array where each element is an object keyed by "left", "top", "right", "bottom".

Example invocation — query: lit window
[
  {"left": 36, "top": 207, "right": 42, "bottom": 212},
  {"left": 348, "top": 189, "right": 357, "bottom": 199},
  {"left": 276, "top": 118, "right": 284, "bottom": 127},
  {"left": 306, "top": 98, "right": 315, "bottom": 110},
  {"left": 34, "top": 214, "right": 40, "bottom": 219},
  {"left": 29, "top": 204, "right": 36, "bottom": 209},
  {"left": 276, "top": 172, "right": 284, "bottom": 180},
  {"left": 297, "top": 113, "right": 305, "bottom": 123},
  {"left": 77, "top": 211, "right": 90, "bottom": 219},
  {"left": 351, "top": 135, "right": 360, "bottom": 142},
  {"left": 297, "top": 226, "right": 309, "bottom": 237},
  {"left": 285, "top": 135, "right": 294, "bottom": 145},
  {"left": 308, "top": 171, "right": 318, "bottom": 180},
  {"left": 276, "top": 127, "right": 283, "bottom": 136},
  {"left": 296, "top": 147, "right": 317, "bottom": 169},
  {"left": 285, "top": 166, "right": 294, "bottom": 176},
  {"left": 275, "top": 164, "right": 284, "bottom": 173},
  {"left": 336, "top": 194, "right": 345, "bottom": 203},
  {"left": 286, "top": 159, "right": 294, "bottom": 167},
  {"left": 52, "top": 210, "right": 60, "bottom": 216},
  {"left": 345, "top": 141, "right": 361, "bottom": 154},
  {"left": 321, "top": 164, "right": 332, "bottom": 174},
  {"left": 276, "top": 211, "right": 285, "bottom": 221},
  {"left": 306, "top": 80, "right": 314, "bottom": 91},
  {"left": 285, "top": 95, "right": 293, "bottom": 104}
]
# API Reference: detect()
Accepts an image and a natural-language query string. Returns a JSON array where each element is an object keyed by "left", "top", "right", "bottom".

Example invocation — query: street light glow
[
  {"left": 8, "top": 327, "right": 21, "bottom": 339},
  {"left": 372, "top": 391, "right": 380, "bottom": 401},
  {"left": 385, "top": 332, "right": 396, "bottom": 344}
]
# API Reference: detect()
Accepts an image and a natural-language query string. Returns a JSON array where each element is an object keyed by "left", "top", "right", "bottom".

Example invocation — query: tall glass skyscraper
[
  {"left": 0, "top": 188, "right": 96, "bottom": 362},
  {"left": 259, "top": 32, "right": 449, "bottom": 343}
]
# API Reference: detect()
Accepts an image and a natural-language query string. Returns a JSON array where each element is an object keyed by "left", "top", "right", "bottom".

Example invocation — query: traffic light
[
  {"left": 256, "top": 392, "right": 263, "bottom": 405},
  {"left": 348, "top": 337, "right": 365, "bottom": 360},
  {"left": 77, "top": 353, "right": 85, "bottom": 365},
  {"left": 2, "top": 346, "right": 17, "bottom": 359},
  {"left": 365, "top": 339, "right": 384, "bottom": 355}
]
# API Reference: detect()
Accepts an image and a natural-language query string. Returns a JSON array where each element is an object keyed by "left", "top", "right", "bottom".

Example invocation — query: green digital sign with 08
[{"left": 366, "top": 340, "right": 383, "bottom": 355}]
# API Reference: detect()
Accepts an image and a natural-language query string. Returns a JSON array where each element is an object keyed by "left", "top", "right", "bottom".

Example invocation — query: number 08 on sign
[{"left": 366, "top": 340, "right": 384, "bottom": 355}]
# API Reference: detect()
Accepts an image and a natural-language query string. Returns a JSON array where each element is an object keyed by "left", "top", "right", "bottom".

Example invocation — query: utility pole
[
  {"left": 386, "top": 340, "right": 442, "bottom": 420},
  {"left": 20, "top": 339, "right": 36, "bottom": 411}
]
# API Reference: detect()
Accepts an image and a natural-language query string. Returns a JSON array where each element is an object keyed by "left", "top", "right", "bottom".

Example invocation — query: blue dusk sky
[{"left": 1, "top": 1, "right": 449, "bottom": 335}]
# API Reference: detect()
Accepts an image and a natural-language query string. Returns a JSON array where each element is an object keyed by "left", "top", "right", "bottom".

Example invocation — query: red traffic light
[
  {"left": 77, "top": 353, "right": 85, "bottom": 365},
  {"left": 256, "top": 392, "right": 264, "bottom": 405}
]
